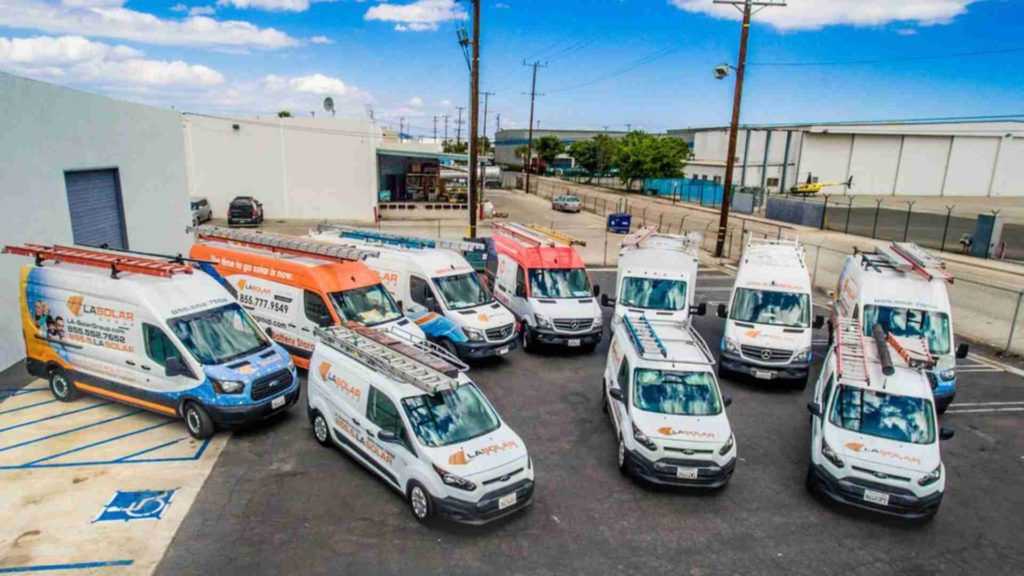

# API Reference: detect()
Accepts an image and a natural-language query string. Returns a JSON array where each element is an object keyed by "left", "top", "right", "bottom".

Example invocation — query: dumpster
[{"left": 607, "top": 213, "right": 632, "bottom": 234}]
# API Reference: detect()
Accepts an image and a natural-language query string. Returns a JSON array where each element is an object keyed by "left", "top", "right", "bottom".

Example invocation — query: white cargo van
[
  {"left": 834, "top": 242, "right": 966, "bottom": 413},
  {"left": 6, "top": 243, "right": 299, "bottom": 439},
  {"left": 307, "top": 324, "right": 534, "bottom": 525},
  {"left": 717, "top": 237, "right": 824, "bottom": 388},
  {"left": 309, "top": 226, "right": 517, "bottom": 360},
  {"left": 603, "top": 314, "right": 736, "bottom": 488},
  {"left": 806, "top": 316, "right": 954, "bottom": 521},
  {"left": 600, "top": 226, "right": 706, "bottom": 325}
]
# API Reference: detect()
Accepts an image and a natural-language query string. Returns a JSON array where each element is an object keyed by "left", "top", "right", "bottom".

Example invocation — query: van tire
[
  {"left": 520, "top": 325, "right": 535, "bottom": 353},
  {"left": 617, "top": 437, "right": 630, "bottom": 477},
  {"left": 407, "top": 481, "right": 435, "bottom": 524},
  {"left": 183, "top": 402, "right": 215, "bottom": 440},
  {"left": 601, "top": 383, "right": 609, "bottom": 414},
  {"left": 440, "top": 338, "right": 460, "bottom": 361},
  {"left": 48, "top": 368, "right": 79, "bottom": 402},
  {"left": 311, "top": 411, "right": 331, "bottom": 447}
]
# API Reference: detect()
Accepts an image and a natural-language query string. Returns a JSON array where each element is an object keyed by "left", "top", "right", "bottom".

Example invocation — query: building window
[
  {"left": 701, "top": 175, "right": 709, "bottom": 181},
  {"left": 713, "top": 176, "right": 722, "bottom": 185},
  {"left": 767, "top": 177, "right": 780, "bottom": 187}
]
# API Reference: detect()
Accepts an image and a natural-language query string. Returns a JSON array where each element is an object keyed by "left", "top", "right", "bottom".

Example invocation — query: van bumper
[
  {"left": 532, "top": 327, "right": 603, "bottom": 348},
  {"left": 455, "top": 337, "right": 518, "bottom": 359},
  {"left": 626, "top": 450, "right": 735, "bottom": 489},
  {"left": 720, "top": 351, "right": 810, "bottom": 380},
  {"left": 204, "top": 384, "right": 300, "bottom": 427},
  {"left": 808, "top": 464, "right": 943, "bottom": 520},
  {"left": 435, "top": 478, "right": 535, "bottom": 525}
]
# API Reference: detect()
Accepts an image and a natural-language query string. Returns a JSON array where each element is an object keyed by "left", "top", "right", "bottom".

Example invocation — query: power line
[
  {"left": 547, "top": 42, "right": 686, "bottom": 94},
  {"left": 751, "top": 46, "right": 1024, "bottom": 67}
]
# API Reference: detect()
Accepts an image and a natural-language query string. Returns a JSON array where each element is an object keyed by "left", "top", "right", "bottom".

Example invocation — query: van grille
[
  {"left": 482, "top": 467, "right": 524, "bottom": 486},
  {"left": 251, "top": 369, "right": 292, "bottom": 401},
  {"left": 486, "top": 323, "right": 515, "bottom": 341},
  {"left": 740, "top": 345, "right": 792, "bottom": 362},
  {"left": 554, "top": 318, "right": 593, "bottom": 332}
]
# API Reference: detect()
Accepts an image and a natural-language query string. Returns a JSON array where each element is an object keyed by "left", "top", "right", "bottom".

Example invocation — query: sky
[{"left": 0, "top": 0, "right": 1022, "bottom": 137}]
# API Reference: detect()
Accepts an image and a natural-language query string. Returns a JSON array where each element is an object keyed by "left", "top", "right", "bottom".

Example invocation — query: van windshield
[
  {"left": 620, "top": 277, "right": 687, "bottom": 311},
  {"left": 863, "top": 305, "right": 951, "bottom": 355},
  {"left": 433, "top": 273, "right": 492, "bottom": 310},
  {"left": 829, "top": 385, "right": 936, "bottom": 444},
  {"left": 330, "top": 284, "right": 403, "bottom": 327},
  {"left": 633, "top": 369, "right": 722, "bottom": 416},
  {"left": 529, "top": 268, "right": 592, "bottom": 299},
  {"left": 730, "top": 288, "right": 809, "bottom": 328},
  {"left": 401, "top": 384, "right": 501, "bottom": 448},
  {"left": 168, "top": 303, "right": 269, "bottom": 365}
]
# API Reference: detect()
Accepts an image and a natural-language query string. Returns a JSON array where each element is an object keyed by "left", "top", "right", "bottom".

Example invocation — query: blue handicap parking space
[{"left": 94, "top": 490, "right": 177, "bottom": 523}]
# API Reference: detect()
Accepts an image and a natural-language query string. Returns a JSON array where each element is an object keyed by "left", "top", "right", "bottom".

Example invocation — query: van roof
[
  {"left": 617, "top": 315, "right": 715, "bottom": 370},
  {"left": 190, "top": 242, "right": 382, "bottom": 294},
  {"left": 618, "top": 230, "right": 700, "bottom": 279},
  {"left": 736, "top": 237, "right": 810, "bottom": 292},
  {"left": 492, "top": 232, "right": 585, "bottom": 270},
  {"left": 843, "top": 256, "right": 951, "bottom": 310},
  {"left": 833, "top": 316, "right": 933, "bottom": 400},
  {"left": 307, "top": 233, "right": 476, "bottom": 279}
]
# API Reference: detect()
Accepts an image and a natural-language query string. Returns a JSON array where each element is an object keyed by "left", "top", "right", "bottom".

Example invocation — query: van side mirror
[
  {"left": 593, "top": 284, "right": 601, "bottom": 297},
  {"left": 396, "top": 300, "right": 404, "bottom": 313},
  {"left": 601, "top": 293, "right": 616, "bottom": 308},
  {"left": 955, "top": 343, "right": 969, "bottom": 359},
  {"left": 165, "top": 356, "right": 187, "bottom": 378},
  {"left": 723, "top": 395, "right": 732, "bottom": 407},
  {"left": 806, "top": 401, "right": 822, "bottom": 418},
  {"left": 813, "top": 315, "right": 825, "bottom": 329},
  {"left": 377, "top": 429, "right": 399, "bottom": 443},
  {"left": 939, "top": 427, "right": 955, "bottom": 441},
  {"left": 716, "top": 303, "right": 728, "bottom": 319},
  {"left": 609, "top": 387, "right": 625, "bottom": 403},
  {"left": 265, "top": 327, "right": 274, "bottom": 338},
  {"left": 690, "top": 302, "right": 707, "bottom": 316},
  {"left": 424, "top": 295, "right": 439, "bottom": 313}
]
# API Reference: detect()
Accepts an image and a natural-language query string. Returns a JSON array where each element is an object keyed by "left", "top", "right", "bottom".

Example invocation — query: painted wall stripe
[{"left": 0, "top": 560, "right": 133, "bottom": 573}]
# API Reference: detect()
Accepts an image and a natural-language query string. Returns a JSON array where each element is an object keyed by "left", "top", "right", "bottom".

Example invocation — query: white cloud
[
  {"left": 408, "top": 96, "right": 424, "bottom": 107},
  {"left": 170, "top": 3, "right": 188, "bottom": 11},
  {"left": 0, "top": 0, "right": 298, "bottom": 48},
  {"left": 439, "top": 99, "right": 452, "bottom": 106},
  {"left": 494, "top": 2, "right": 509, "bottom": 8},
  {"left": 189, "top": 6, "right": 216, "bottom": 16},
  {"left": 309, "top": 35, "right": 334, "bottom": 44},
  {"left": 668, "top": 0, "right": 978, "bottom": 31},
  {"left": 896, "top": 28, "right": 919, "bottom": 36},
  {"left": 364, "top": 0, "right": 468, "bottom": 32},
  {"left": 216, "top": 0, "right": 310, "bottom": 12},
  {"left": 0, "top": 35, "right": 224, "bottom": 88}
]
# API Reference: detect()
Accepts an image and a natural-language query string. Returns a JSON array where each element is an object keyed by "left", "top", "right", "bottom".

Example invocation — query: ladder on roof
[
  {"left": 885, "top": 333, "right": 936, "bottom": 370},
  {"left": 3, "top": 243, "right": 194, "bottom": 278},
  {"left": 191, "top": 226, "right": 378, "bottom": 262},
  {"left": 876, "top": 242, "right": 953, "bottom": 284},
  {"left": 315, "top": 324, "right": 467, "bottom": 395},
  {"left": 623, "top": 315, "right": 715, "bottom": 365},
  {"left": 315, "top": 223, "right": 486, "bottom": 253},
  {"left": 834, "top": 316, "right": 871, "bottom": 386},
  {"left": 622, "top": 225, "right": 701, "bottom": 255},
  {"left": 491, "top": 222, "right": 585, "bottom": 247}
]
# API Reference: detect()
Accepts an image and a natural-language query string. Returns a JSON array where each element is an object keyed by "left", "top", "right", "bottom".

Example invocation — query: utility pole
[
  {"left": 399, "top": 117, "right": 404, "bottom": 142},
  {"left": 522, "top": 60, "right": 546, "bottom": 196},
  {"left": 496, "top": 113, "right": 501, "bottom": 134},
  {"left": 468, "top": 0, "right": 481, "bottom": 238},
  {"left": 455, "top": 106, "right": 465, "bottom": 145},
  {"left": 443, "top": 115, "right": 450, "bottom": 143},
  {"left": 433, "top": 116, "right": 438, "bottom": 142},
  {"left": 481, "top": 90, "right": 495, "bottom": 154},
  {"left": 713, "top": 0, "right": 786, "bottom": 258},
  {"left": 625, "top": 123, "right": 632, "bottom": 132}
]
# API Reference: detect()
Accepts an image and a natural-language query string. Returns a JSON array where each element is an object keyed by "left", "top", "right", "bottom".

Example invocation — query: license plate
[
  {"left": 498, "top": 492, "right": 517, "bottom": 510},
  {"left": 753, "top": 369, "right": 775, "bottom": 380},
  {"left": 271, "top": 395, "right": 286, "bottom": 409},
  {"left": 676, "top": 467, "right": 699, "bottom": 480},
  {"left": 496, "top": 346, "right": 510, "bottom": 356},
  {"left": 863, "top": 489, "right": 890, "bottom": 506},
  {"left": 567, "top": 339, "right": 582, "bottom": 347}
]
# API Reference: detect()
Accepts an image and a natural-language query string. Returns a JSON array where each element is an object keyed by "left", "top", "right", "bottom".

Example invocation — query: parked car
[
  {"left": 228, "top": 196, "right": 264, "bottom": 227},
  {"left": 190, "top": 196, "right": 212, "bottom": 225},
  {"left": 552, "top": 195, "right": 581, "bottom": 213}
]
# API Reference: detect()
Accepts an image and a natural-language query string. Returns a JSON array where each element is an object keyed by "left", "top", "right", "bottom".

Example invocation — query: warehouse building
[{"left": 495, "top": 128, "right": 628, "bottom": 167}]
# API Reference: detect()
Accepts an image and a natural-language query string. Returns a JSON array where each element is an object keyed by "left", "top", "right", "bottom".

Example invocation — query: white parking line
[
  {"left": 952, "top": 401, "right": 1024, "bottom": 407},
  {"left": 967, "top": 353, "right": 1024, "bottom": 379},
  {"left": 946, "top": 407, "right": 1024, "bottom": 414}
]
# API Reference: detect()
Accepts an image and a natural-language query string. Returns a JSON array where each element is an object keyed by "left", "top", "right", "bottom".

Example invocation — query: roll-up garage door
[{"left": 64, "top": 168, "right": 128, "bottom": 250}]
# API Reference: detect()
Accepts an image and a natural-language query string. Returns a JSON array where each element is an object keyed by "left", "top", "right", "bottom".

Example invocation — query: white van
[
  {"left": 7, "top": 243, "right": 299, "bottom": 439},
  {"left": 834, "top": 242, "right": 966, "bottom": 413},
  {"left": 806, "top": 316, "right": 954, "bottom": 521},
  {"left": 307, "top": 324, "right": 534, "bottom": 525},
  {"left": 309, "top": 226, "right": 517, "bottom": 360},
  {"left": 601, "top": 226, "right": 706, "bottom": 325},
  {"left": 603, "top": 314, "right": 736, "bottom": 487},
  {"left": 717, "top": 237, "right": 824, "bottom": 388}
]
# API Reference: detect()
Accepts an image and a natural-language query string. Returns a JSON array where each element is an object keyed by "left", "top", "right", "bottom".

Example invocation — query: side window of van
[
  {"left": 616, "top": 358, "right": 630, "bottom": 397},
  {"left": 367, "top": 387, "right": 410, "bottom": 448},
  {"left": 304, "top": 290, "right": 333, "bottom": 327},
  {"left": 143, "top": 324, "right": 182, "bottom": 368},
  {"left": 410, "top": 276, "right": 433, "bottom": 309},
  {"left": 515, "top": 266, "right": 526, "bottom": 297}
]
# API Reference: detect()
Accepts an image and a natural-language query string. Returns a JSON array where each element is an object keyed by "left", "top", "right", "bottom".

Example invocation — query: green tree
[
  {"left": 443, "top": 140, "right": 469, "bottom": 154},
  {"left": 568, "top": 134, "right": 619, "bottom": 180},
  {"left": 613, "top": 131, "right": 689, "bottom": 190},
  {"left": 534, "top": 135, "right": 565, "bottom": 165},
  {"left": 277, "top": 110, "right": 292, "bottom": 118}
]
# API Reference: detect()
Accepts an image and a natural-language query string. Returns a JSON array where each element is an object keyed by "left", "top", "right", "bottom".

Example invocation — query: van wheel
[
  {"left": 311, "top": 411, "right": 331, "bottom": 447},
  {"left": 183, "top": 402, "right": 215, "bottom": 440},
  {"left": 407, "top": 481, "right": 435, "bottom": 524},
  {"left": 617, "top": 437, "right": 630, "bottom": 477},
  {"left": 521, "top": 325, "right": 535, "bottom": 353},
  {"left": 48, "top": 368, "right": 79, "bottom": 402},
  {"left": 440, "top": 338, "right": 461, "bottom": 360},
  {"left": 601, "top": 384, "right": 609, "bottom": 414}
]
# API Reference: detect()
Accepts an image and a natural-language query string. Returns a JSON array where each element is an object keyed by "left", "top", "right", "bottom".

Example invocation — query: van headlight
[
  {"left": 463, "top": 327, "right": 484, "bottom": 342},
  {"left": 939, "top": 369, "right": 956, "bottom": 381},
  {"left": 723, "top": 337, "right": 740, "bottom": 354},
  {"left": 535, "top": 314, "right": 552, "bottom": 329},
  {"left": 821, "top": 439, "right": 845, "bottom": 468},
  {"left": 632, "top": 423, "right": 657, "bottom": 452},
  {"left": 792, "top": 348, "right": 812, "bottom": 362},
  {"left": 719, "top": 433, "right": 735, "bottom": 456},
  {"left": 432, "top": 464, "right": 477, "bottom": 491},
  {"left": 211, "top": 379, "right": 244, "bottom": 394},
  {"left": 918, "top": 464, "right": 942, "bottom": 487}
]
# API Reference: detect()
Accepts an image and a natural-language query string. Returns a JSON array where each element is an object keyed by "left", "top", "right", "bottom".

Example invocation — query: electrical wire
[
  {"left": 750, "top": 46, "right": 1024, "bottom": 67},
  {"left": 547, "top": 42, "right": 686, "bottom": 94}
]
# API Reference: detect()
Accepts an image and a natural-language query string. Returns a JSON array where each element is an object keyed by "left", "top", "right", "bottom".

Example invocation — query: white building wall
[
  {"left": 943, "top": 136, "right": 1000, "bottom": 197},
  {"left": 991, "top": 137, "right": 1024, "bottom": 197},
  {"left": 0, "top": 73, "right": 191, "bottom": 370},
  {"left": 894, "top": 136, "right": 951, "bottom": 197},
  {"left": 186, "top": 115, "right": 380, "bottom": 222},
  {"left": 848, "top": 134, "right": 902, "bottom": 195},
  {"left": 799, "top": 133, "right": 853, "bottom": 184}
]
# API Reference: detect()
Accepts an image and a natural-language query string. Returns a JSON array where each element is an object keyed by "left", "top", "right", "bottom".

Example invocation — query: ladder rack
[
  {"left": 522, "top": 224, "right": 586, "bottom": 247},
  {"left": 834, "top": 316, "right": 870, "bottom": 387},
  {"left": 492, "top": 222, "right": 585, "bottom": 247},
  {"left": 315, "top": 324, "right": 467, "bottom": 395},
  {"left": 875, "top": 242, "right": 953, "bottom": 284},
  {"left": 315, "top": 223, "right": 486, "bottom": 254},
  {"left": 622, "top": 225, "right": 701, "bottom": 255},
  {"left": 191, "top": 226, "right": 378, "bottom": 262},
  {"left": 743, "top": 235, "right": 805, "bottom": 268},
  {"left": 623, "top": 315, "right": 715, "bottom": 366},
  {"left": 3, "top": 244, "right": 194, "bottom": 278}
]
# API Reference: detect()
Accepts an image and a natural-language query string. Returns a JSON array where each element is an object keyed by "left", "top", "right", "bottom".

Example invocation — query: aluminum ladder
[
  {"left": 191, "top": 226, "right": 378, "bottom": 262},
  {"left": 835, "top": 316, "right": 870, "bottom": 386}
]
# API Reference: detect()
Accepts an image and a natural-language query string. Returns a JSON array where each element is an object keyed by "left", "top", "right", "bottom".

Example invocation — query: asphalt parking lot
[{"left": 145, "top": 267, "right": 1024, "bottom": 576}]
